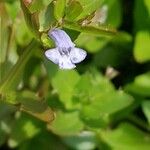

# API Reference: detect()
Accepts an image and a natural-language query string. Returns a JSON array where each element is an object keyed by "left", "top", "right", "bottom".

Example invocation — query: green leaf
[
  {"left": 62, "top": 131, "right": 96, "bottom": 150},
  {"left": 48, "top": 111, "right": 84, "bottom": 135},
  {"left": 20, "top": 0, "right": 40, "bottom": 37},
  {"left": 94, "top": 91, "right": 134, "bottom": 115},
  {"left": 0, "top": 118, "right": 11, "bottom": 146},
  {"left": 8, "top": 114, "right": 40, "bottom": 148},
  {"left": 18, "top": 90, "right": 55, "bottom": 123},
  {"left": 74, "top": 71, "right": 115, "bottom": 104},
  {"left": 0, "top": 102, "right": 16, "bottom": 119},
  {"left": 39, "top": 3, "right": 56, "bottom": 32},
  {"left": 65, "top": 0, "right": 83, "bottom": 21},
  {"left": 23, "top": 56, "right": 41, "bottom": 89},
  {"left": 75, "top": 33, "right": 110, "bottom": 53},
  {"left": 134, "top": 31, "right": 150, "bottom": 63},
  {"left": 15, "top": 18, "right": 33, "bottom": 45},
  {"left": 142, "top": 100, "right": 150, "bottom": 125},
  {"left": 0, "top": 61, "right": 13, "bottom": 81},
  {"left": 144, "top": 0, "right": 150, "bottom": 15},
  {"left": 44, "top": 58, "right": 58, "bottom": 80},
  {"left": 134, "top": 0, "right": 150, "bottom": 31},
  {"left": 0, "top": 104, "right": 16, "bottom": 144},
  {"left": 1, "top": 91, "right": 17, "bottom": 105},
  {"left": 19, "top": 131, "right": 66, "bottom": 150},
  {"left": 80, "top": 91, "right": 133, "bottom": 128},
  {"left": 28, "top": 0, "right": 53, "bottom": 13},
  {"left": 54, "top": 0, "right": 66, "bottom": 21},
  {"left": 76, "top": 0, "right": 104, "bottom": 20},
  {"left": 0, "top": 128, "right": 6, "bottom": 146},
  {"left": 94, "top": 32, "right": 132, "bottom": 67},
  {"left": 100, "top": 123, "right": 150, "bottom": 150},
  {"left": 0, "top": 40, "right": 38, "bottom": 92},
  {"left": 51, "top": 70, "right": 80, "bottom": 109},
  {"left": 125, "top": 72, "right": 150, "bottom": 97},
  {"left": 64, "top": 21, "right": 117, "bottom": 36},
  {"left": 105, "top": 0, "right": 122, "bottom": 27},
  {"left": 5, "top": 0, "right": 20, "bottom": 21}
]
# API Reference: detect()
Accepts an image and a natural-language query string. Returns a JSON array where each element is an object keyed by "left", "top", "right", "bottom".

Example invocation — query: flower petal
[
  {"left": 45, "top": 48, "right": 61, "bottom": 64},
  {"left": 49, "top": 29, "right": 75, "bottom": 48},
  {"left": 59, "top": 55, "right": 76, "bottom": 69},
  {"left": 70, "top": 48, "right": 87, "bottom": 64}
]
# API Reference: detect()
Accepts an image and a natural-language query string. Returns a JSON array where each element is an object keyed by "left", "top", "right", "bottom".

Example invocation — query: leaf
[
  {"left": 0, "top": 102, "right": 16, "bottom": 119},
  {"left": 76, "top": 0, "right": 104, "bottom": 20},
  {"left": 0, "top": 61, "right": 13, "bottom": 81},
  {"left": 80, "top": 91, "right": 133, "bottom": 128},
  {"left": 105, "top": 0, "right": 122, "bottom": 27},
  {"left": 51, "top": 70, "right": 80, "bottom": 109},
  {"left": 62, "top": 131, "right": 96, "bottom": 150},
  {"left": 48, "top": 111, "right": 84, "bottom": 135},
  {"left": 39, "top": 3, "right": 56, "bottom": 32},
  {"left": 144, "top": 0, "right": 150, "bottom": 15},
  {"left": 94, "top": 32, "right": 132, "bottom": 67},
  {"left": 93, "top": 91, "right": 134, "bottom": 115},
  {"left": 65, "top": 0, "right": 83, "bottom": 21},
  {"left": 15, "top": 17, "right": 33, "bottom": 45},
  {"left": 0, "top": 128, "right": 6, "bottom": 146},
  {"left": 142, "top": 100, "right": 150, "bottom": 125},
  {"left": 125, "top": 72, "right": 150, "bottom": 97},
  {"left": 20, "top": 0, "right": 40, "bottom": 37},
  {"left": 28, "top": 0, "right": 53, "bottom": 13},
  {"left": 64, "top": 21, "right": 117, "bottom": 36},
  {"left": 0, "top": 40, "right": 38, "bottom": 92},
  {"left": 5, "top": 0, "right": 20, "bottom": 21},
  {"left": 44, "top": 58, "right": 58, "bottom": 80},
  {"left": 74, "top": 71, "right": 115, "bottom": 104},
  {"left": 0, "top": 103, "right": 16, "bottom": 145},
  {"left": 75, "top": 33, "right": 110, "bottom": 53},
  {"left": 18, "top": 91, "right": 55, "bottom": 123},
  {"left": 1, "top": 91, "right": 17, "bottom": 105},
  {"left": 134, "top": 31, "right": 150, "bottom": 63},
  {"left": 19, "top": 131, "right": 67, "bottom": 150},
  {"left": 100, "top": 123, "right": 150, "bottom": 150},
  {"left": 54, "top": 0, "right": 66, "bottom": 20},
  {"left": 23, "top": 56, "right": 41, "bottom": 88},
  {"left": 134, "top": 0, "right": 150, "bottom": 31},
  {"left": 8, "top": 114, "right": 40, "bottom": 148}
]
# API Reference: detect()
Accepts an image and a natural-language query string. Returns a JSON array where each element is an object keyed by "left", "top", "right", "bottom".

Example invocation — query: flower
[{"left": 45, "top": 29, "right": 87, "bottom": 69}]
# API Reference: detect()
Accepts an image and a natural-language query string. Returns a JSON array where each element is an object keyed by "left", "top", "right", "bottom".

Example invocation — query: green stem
[{"left": 0, "top": 39, "right": 38, "bottom": 93}]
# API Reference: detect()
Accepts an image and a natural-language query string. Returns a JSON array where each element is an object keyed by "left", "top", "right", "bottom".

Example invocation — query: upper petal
[{"left": 48, "top": 29, "right": 75, "bottom": 48}]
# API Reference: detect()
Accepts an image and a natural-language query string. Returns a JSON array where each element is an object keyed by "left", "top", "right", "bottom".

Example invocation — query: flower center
[{"left": 58, "top": 47, "right": 72, "bottom": 56}]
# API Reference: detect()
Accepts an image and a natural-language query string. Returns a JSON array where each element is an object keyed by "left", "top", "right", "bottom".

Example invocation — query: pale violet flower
[{"left": 45, "top": 29, "right": 87, "bottom": 69}]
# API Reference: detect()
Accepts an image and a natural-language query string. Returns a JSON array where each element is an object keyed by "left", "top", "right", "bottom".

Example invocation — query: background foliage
[{"left": 0, "top": 0, "right": 150, "bottom": 150}]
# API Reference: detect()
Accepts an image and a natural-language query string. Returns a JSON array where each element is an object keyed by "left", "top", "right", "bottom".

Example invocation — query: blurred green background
[{"left": 0, "top": 0, "right": 150, "bottom": 150}]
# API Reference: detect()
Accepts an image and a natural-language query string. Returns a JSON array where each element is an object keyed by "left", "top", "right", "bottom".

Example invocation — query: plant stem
[{"left": 0, "top": 39, "right": 38, "bottom": 93}]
